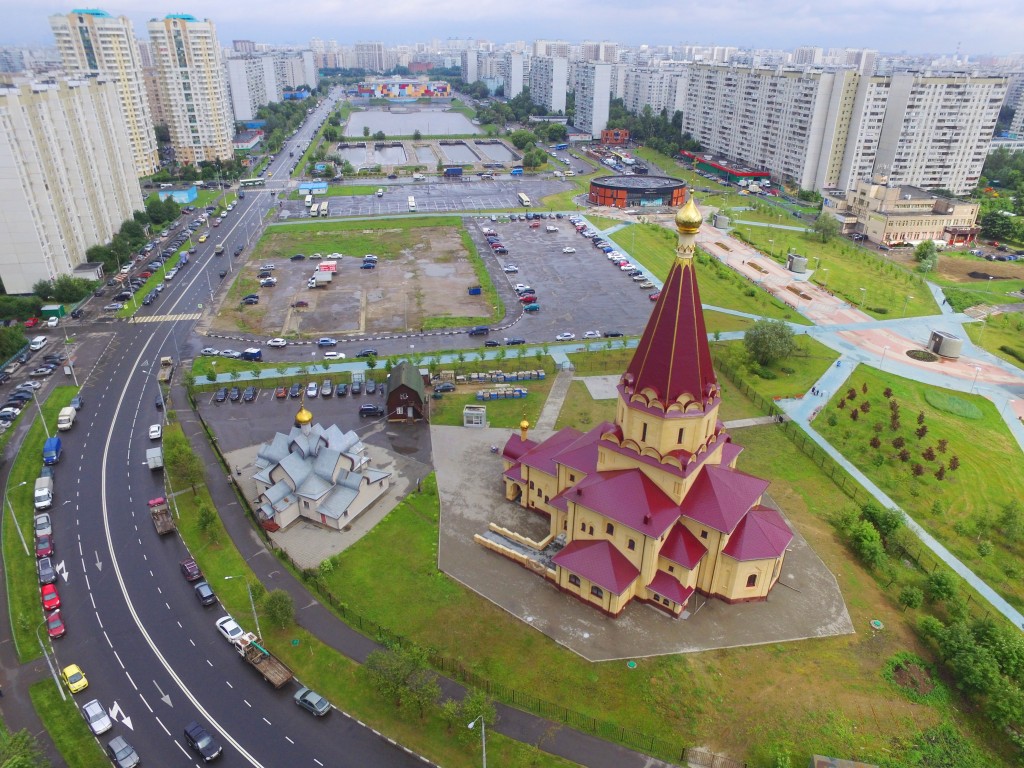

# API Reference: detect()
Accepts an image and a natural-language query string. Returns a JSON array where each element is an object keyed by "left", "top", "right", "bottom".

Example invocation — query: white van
[
  {"left": 34, "top": 476, "right": 53, "bottom": 510},
  {"left": 376, "top": 188, "right": 384, "bottom": 197},
  {"left": 29, "top": 336, "right": 48, "bottom": 351},
  {"left": 412, "top": 173, "right": 425, "bottom": 181}
]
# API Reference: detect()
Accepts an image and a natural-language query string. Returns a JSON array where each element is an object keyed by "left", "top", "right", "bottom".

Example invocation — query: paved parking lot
[
  {"left": 468, "top": 215, "right": 663, "bottom": 343},
  {"left": 280, "top": 179, "right": 570, "bottom": 219}
]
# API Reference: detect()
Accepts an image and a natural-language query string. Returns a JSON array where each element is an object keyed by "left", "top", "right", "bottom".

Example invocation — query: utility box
[{"left": 40, "top": 304, "right": 66, "bottom": 319}]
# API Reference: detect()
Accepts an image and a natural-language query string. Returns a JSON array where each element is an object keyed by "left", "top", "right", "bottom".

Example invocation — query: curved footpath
[{"left": 172, "top": 380, "right": 683, "bottom": 768}]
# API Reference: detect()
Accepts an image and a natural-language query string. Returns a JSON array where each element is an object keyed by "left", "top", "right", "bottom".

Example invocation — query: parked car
[
  {"left": 317, "top": 337, "right": 338, "bottom": 347},
  {"left": 359, "top": 404, "right": 385, "bottom": 418},
  {"left": 183, "top": 721, "right": 222, "bottom": 761},
  {"left": 434, "top": 382, "right": 456, "bottom": 393},
  {"left": 267, "top": 338, "right": 287, "bottom": 347},
  {"left": 194, "top": 580, "right": 217, "bottom": 606},
  {"left": 180, "top": 557, "right": 202, "bottom": 582},
  {"left": 242, "top": 386, "right": 258, "bottom": 402},
  {"left": 555, "top": 332, "right": 576, "bottom": 341},
  {"left": 294, "top": 687, "right": 332, "bottom": 717},
  {"left": 213, "top": 387, "right": 228, "bottom": 403},
  {"left": 215, "top": 615, "right": 244, "bottom": 644},
  {"left": 274, "top": 386, "right": 288, "bottom": 399},
  {"left": 356, "top": 348, "right": 377, "bottom": 357},
  {"left": 82, "top": 699, "right": 112, "bottom": 735},
  {"left": 106, "top": 735, "right": 140, "bottom": 768},
  {"left": 288, "top": 383, "right": 302, "bottom": 398},
  {"left": 228, "top": 386, "right": 241, "bottom": 402}
]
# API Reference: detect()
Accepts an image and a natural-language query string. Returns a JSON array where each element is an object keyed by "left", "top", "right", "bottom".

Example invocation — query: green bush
[{"left": 998, "top": 345, "right": 1024, "bottom": 365}]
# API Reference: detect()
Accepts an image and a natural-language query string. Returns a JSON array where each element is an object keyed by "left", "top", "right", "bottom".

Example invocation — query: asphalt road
[{"left": 38, "top": 94, "right": 429, "bottom": 767}]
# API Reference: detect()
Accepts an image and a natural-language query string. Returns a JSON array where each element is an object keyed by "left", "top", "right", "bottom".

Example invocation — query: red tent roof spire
[{"left": 619, "top": 196, "right": 719, "bottom": 412}]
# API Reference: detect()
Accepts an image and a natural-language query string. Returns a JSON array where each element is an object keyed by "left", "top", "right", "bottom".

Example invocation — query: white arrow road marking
[
  {"left": 154, "top": 680, "right": 172, "bottom": 707},
  {"left": 55, "top": 561, "right": 69, "bottom": 583},
  {"left": 108, "top": 701, "right": 133, "bottom": 731}
]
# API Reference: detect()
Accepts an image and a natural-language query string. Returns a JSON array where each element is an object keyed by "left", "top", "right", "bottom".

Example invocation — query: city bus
[
  {"left": 239, "top": 178, "right": 265, "bottom": 187},
  {"left": 408, "top": 196, "right": 416, "bottom": 212},
  {"left": 309, "top": 203, "right": 320, "bottom": 216},
  {"left": 304, "top": 194, "right": 313, "bottom": 207},
  {"left": 553, "top": 143, "right": 569, "bottom": 151},
  {"left": 517, "top": 192, "right": 531, "bottom": 207}
]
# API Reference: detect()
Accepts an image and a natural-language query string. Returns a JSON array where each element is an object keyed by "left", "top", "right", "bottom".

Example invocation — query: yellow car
[
  {"left": 61, "top": 664, "right": 89, "bottom": 694},
  {"left": 198, "top": 234, "right": 208, "bottom": 243}
]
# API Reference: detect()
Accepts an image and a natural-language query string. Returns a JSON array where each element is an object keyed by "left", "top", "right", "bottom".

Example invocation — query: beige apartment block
[{"left": 0, "top": 79, "right": 142, "bottom": 293}]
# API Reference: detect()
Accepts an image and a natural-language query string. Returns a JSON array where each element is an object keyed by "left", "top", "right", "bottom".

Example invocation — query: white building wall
[
  {"left": 147, "top": 15, "right": 234, "bottom": 166},
  {"left": 574, "top": 62, "right": 611, "bottom": 138},
  {"left": 49, "top": 11, "right": 158, "bottom": 177},
  {"left": 530, "top": 56, "right": 567, "bottom": 114},
  {"left": 0, "top": 79, "right": 142, "bottom": 294}
]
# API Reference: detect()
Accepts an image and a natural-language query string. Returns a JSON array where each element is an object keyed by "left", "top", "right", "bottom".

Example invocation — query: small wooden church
[{"left": 490, "top": 197, "right": 793, "bottom": 618}]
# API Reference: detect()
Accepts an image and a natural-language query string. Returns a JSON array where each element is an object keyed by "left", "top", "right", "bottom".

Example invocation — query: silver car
[
  {"left": 107, "top": 736, "right": 140, "bottom": 768},
  {"left": 82, "top": 699, "right": 112, "bottom": 735},
  {"left": 33, "top": 513, "right": 52, "bottom": 538}
]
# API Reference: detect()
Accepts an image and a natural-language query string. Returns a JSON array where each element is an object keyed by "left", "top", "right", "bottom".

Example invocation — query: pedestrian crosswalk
[{"left": 131, "top": 312, "right": 202, "bottom": 323}]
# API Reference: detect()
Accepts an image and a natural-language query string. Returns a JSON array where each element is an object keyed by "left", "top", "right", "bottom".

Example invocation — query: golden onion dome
[
  {"left": 675, "top": 196, "right": 703, "bottom": 233},
  {"left": 519, "top": 419, "right": 530, "bottom": 430},
  {"left": 295, "top": 405, "right": 313, "bottom": 425}
]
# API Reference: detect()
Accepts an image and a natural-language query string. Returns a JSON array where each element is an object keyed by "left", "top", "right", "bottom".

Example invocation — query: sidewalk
[{"left": 172, "top": 380, "right": 683, "bottom": 768}]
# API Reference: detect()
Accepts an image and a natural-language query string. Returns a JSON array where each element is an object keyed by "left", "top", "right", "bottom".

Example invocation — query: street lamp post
[
  {"left": 879, "top": 346, "right": 890, "bottom": 370},
  {"left": 859, "top": 287, "right": 866, "bottom": 307},
  {"left": 467, "top": 716, "right": 487, "bottom": 768},
  {"left": 224, "top": 576, "right": 261, "bottom": 639},
  {"left": 902, "top": 295, "right": 914, "bottom": 317},
  {"left": 768, "top": 239, "right": 774, "bottom": 259},
  {"left": 821, "top": 268, "right": 829, "bottom": 288},
  {"left": 1001, "top": 397, "right": 1015, "bottom": 419},
  {"left": 6, "top": 480, "right": 30, "bottom": 556},
  {"left": 970, "top": 366, "right": 981, "bottom": 394},
  {"left": 32, "top": 392, "right": 51, "bottom": 440}
]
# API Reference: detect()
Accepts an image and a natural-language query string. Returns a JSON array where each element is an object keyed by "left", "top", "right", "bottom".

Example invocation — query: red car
[
  {"left": 179, "top": 556, "right": 202, "bottom": 582},
  {"left": 41, "top": 583, "right": 61, "bottom": 610},
  {"left": 519, "top": 294, "right": 539, "bottom": 303},
  {"left": 35, "top": 534, "right": 54, "bottom": 559},
  {"left": 649, "top": 291, "right": 662, "bottom": 302},
  {"left": 489, "top": 242, "right": 504, "bottom": 250},
  {"left": 275, "top": 386, "right": 288, "bottom": 399},
  {"left": 23, "top": 318, "right": 39, "bottom": 328},
  {"left": 139, "top": 271, "right": 152, "bottom": 278},
  {"left": 46, "top": 609, "right": 66, "bottom": 639}
]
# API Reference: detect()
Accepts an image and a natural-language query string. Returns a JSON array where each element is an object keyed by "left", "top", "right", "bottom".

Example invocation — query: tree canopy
[{"left": 743, "top": 319, "right": 795, "bottom": 366}]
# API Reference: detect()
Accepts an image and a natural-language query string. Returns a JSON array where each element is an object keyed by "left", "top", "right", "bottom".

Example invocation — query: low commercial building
[
  {"left": 588, "top": 175, "right": 687, "bottom": 208},
  {"left": 822, "top": 175, "right": 980, "bottom": 247}
]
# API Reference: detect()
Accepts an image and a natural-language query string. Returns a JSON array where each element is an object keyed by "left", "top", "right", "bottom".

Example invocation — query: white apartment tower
[
  {"left": 503, "top": 53, "right": 524, "bottom": 99},
  {"left": 461, "top": 49, "right": 479, "bottom": 84},
  {"left": 0, "top": 79, "right": 143, "bottom": 294},
  {"left": 838, "top": 72, "right": 1006, "bottom": 196},
  {"left": 225, "top": 56, "right": 276, "bottom": 122},
  {"left": 574, "top": 62, "right": 612, "bottom": 139},
  {"left": 355, "top": 42, "right": 385, "bottom": 72},
  {"left": 49, "top": 10, "right": 159, "bottom": 177},
  {"left": 676, "top": 64, "right": 860, "bottom": 191},
  {"left": 147, "top": 15, "right": 234, "bottom": 166},
  {"left": 623, "top": 65, "right": 686, "bottom": 116},
  {"left": 530, "top": 56, "right": 568, "bottom": 114}
]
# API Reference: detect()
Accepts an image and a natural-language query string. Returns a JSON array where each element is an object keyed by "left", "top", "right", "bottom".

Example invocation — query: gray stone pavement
[{"left": 434, "top": 422, "right": 853, "bottom": 662}]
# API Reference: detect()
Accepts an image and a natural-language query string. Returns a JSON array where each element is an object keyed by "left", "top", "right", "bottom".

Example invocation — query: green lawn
[
  {"left": 963, "top": 312, "right": 1024, "bottom": 372},
  {"left": 4, "top": 386, "right": 77, "bottom": 663},
  {"left": 428, "top": 374, "right": 554, "bottom": 427},
  {"left": 711, "top": 336, "right": 840, "bottom": 401},
  {"left": 30, "top": 681, "right": 107, "bottom": 767},
  {"left": 814, "top": 366, "right": 1024, "bottom": 611},
  {"left": 730, "top": 225, "right": 937, "bottom": 318},
  {"left": 585, "top": 214, "right": 623, "bottom": 231},
  {"left": 609, "top": 223, "right": 811, "bottom": 323}
]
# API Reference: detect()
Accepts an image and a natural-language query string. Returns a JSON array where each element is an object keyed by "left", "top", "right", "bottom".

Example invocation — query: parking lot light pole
[
  {"left": 467, "top": 716, "right": 486, "bottom": 768},
  {"left": 6, "top": 480, "right": 30, "bottom": 556},
  {"left": 224, "top": 576, "right": 261, "bottom": 639}
]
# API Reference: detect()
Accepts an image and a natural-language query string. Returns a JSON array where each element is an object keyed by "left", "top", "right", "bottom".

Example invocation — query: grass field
[
  {"left": 814, "top": 365, "right": 1024, "bottom": 611},
  {"left": 730, "top": 224, "right": 937, "bottom": 319},
  {"left": 711, "top": 336, "right": 840, "bottom": 400},
  {"left": 4, "top": 386, "right": 77, "bottom": 663},
  {"left": 963, "top": 312, "right": 1024, "bottom": 372},
  {"left": 30, "top": 681, "right": 107, "bottom": 767},
  {"left": 609, "top": 223, "right": 812, "bottom": 324}
]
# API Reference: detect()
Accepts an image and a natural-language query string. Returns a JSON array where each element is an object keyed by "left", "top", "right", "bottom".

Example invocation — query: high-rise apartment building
[
  {"left": 461, "top": 49, "right": 479, "bottom": 84},
  {"left": 49, "top": 9, "right": 159, "bottom": 177},
  {"left": 147, "top": 14, "right": 234, "bottom": 166},
  {"left": 574, "top": 62, "right": 612, "bottom": 138},
  {"left": 530, "top": 56, "right": 568, "bottom": 114},
  {"left": 355, "top": 42, "right": 385, "bottom": 72},
  {"left": 503, "top": 53, "right": 524, "bottom": 99},
  {"left": 582, "top": 41, "right": 618, "bottom": 64},
  {"left": 225, "top": 56, "right": 276, "bottom": 121},
  {"left": 0, "top": 78, "right": 142, "bottom": 294},
  {"left": 837, "top": 72, "right": 1006, "bottom": 195},
  {"left": 533, "top": 40, "right": 571, "bottom": 58},
  {"left": 233, "top": 40, "right": 256, "bottom": 54},
  {"left": 623, "top": 65, "right": 686, "bottom": 116},
  {"left": 676, "top": 64, "right": 859, "bottom": 191}
]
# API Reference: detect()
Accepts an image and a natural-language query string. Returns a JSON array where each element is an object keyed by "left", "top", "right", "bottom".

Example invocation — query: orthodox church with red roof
[{"left": 488, "top": 197, "right": 793, "bottom": 618}]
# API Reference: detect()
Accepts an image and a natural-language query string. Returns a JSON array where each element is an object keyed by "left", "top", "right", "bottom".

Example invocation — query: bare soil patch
[
  {"left": 892, "top": 660, "right": 935, "bottom": 696},
  {"left": 887, "top": 249, "right": 1024, "bottom": 283},
  {"left": 210, "top": 225, "right": 490, "bottom": 337}
]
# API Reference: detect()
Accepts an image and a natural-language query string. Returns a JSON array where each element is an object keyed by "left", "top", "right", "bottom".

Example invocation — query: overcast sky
[{"left": 8, "top": 1, "right": 1023, "bottom": 57}]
